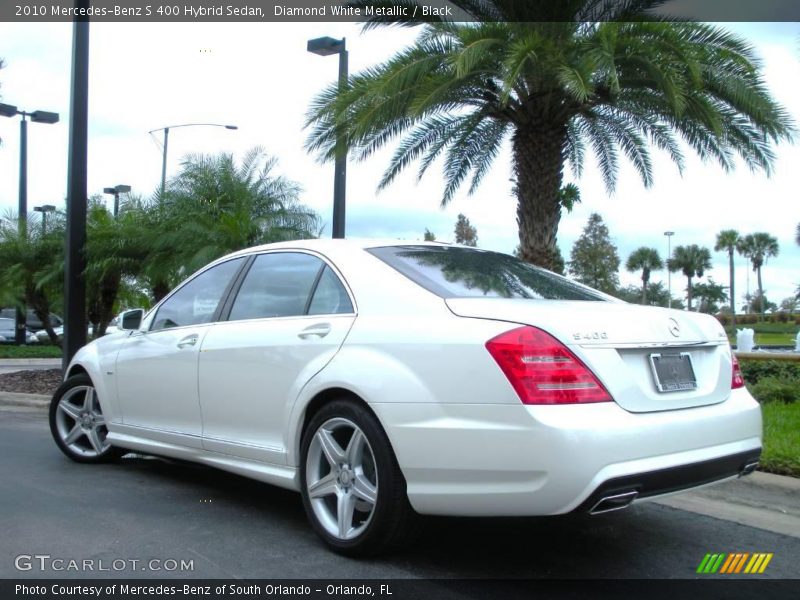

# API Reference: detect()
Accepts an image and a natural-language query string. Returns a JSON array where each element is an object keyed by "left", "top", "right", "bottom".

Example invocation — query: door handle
[
  {"left": 298, "top": 323, "right": 331, "bottom": 339},
  {"left": 177, "top": 334, "right": 198, "bottom": 348}
]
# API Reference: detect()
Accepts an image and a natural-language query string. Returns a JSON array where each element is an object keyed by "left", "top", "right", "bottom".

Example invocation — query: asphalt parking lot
[{"left": 1, "top": 407, "right": 798, "bottom": 583}]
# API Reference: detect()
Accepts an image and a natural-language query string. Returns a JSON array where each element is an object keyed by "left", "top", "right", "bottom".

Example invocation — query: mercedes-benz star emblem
[{"left": 668, "top": 318, "right": 680, "bottom": 337}]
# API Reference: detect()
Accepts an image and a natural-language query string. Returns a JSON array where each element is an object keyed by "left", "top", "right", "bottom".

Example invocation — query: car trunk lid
[{"left": 446, "top": 298, "right": 732, "bottom": 413}]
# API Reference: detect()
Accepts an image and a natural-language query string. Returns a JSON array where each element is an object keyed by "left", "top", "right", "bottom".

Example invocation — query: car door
[
  {"left": 114, "top": 257, "right": 245, "bottom": 448},
  {"left": 198, "top": 251, "right": 356, "bottom": 464}
]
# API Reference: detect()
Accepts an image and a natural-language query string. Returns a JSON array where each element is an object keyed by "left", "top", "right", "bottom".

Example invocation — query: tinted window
[
  {"left": 368, "top": 246, "right": 604, "bottom": 301},
  {"left": 151, "top": 258, "right": 244, "bottom": 331},
  {"left": 308, "top": 266, "right": 353, "bottom": 315},
  {"left": 229, "top": 253, "right": 323, "bottom": 321}
]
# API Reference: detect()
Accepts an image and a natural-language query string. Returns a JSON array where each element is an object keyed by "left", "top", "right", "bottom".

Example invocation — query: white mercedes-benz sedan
[{"left": 50, "top": 239, "right": 762, "bottom": 555}]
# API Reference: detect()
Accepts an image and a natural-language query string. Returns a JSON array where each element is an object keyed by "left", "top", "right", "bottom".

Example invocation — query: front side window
[{"left": 151, "top": 258, "right": 244, "bottom": 331}]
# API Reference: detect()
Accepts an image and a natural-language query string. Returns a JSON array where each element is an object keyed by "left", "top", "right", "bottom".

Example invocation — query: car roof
[{"left": 222, "top": 238, "right": 464, "bottom": 261}]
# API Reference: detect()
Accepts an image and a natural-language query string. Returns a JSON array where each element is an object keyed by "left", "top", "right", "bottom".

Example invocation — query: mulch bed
[{"left": 0, "top": 369, "right": 63, "bottom": 395}]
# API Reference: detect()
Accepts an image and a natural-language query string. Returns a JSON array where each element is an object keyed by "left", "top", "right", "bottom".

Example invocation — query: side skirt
[{"left": 106, "top": 431, "right": 300, "bottom": 492}]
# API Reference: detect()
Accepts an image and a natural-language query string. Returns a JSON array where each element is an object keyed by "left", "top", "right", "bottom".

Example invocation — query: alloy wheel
[
  {"left": 305, "top": 417, "right": 379, "bottom": 541},
  {"left": 53, "top": 385, "right": 111, "bottom": 458}
]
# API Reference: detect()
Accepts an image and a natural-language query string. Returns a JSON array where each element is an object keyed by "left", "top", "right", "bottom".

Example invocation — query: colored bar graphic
[
  {"left": 697, "top": 552, "right": 773, "bottom": 574},
  {"left": 758, "top": 554, "right": 773, "bottom": 573},
  {"left": 730, "top": 552, "right": 750, "bottom": 573},
  {"left": 710, "top": 553, "right": 725, "bottom": 573},
  {"left": 719, "top": 554, "right": 736, "bottom": 573},
  {"left": 745, "top": 554, "right": 760, "bottom": 573},
  {"left": 696, "top": 554, "right": 713, "bottom": 573}
]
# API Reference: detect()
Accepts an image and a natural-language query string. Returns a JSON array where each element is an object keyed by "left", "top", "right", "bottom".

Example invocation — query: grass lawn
[
  {"left": 724, "top": 319, "right": 798, "bottom": 346},
  {"left": 727, "top": 331, "right": 798, "bottom": 346},
  {"left": 0, "top": 345, "right": 62, "bottom": 359},
  {"left": 760, "top": 402, "right": 800, "bottom": 477}
]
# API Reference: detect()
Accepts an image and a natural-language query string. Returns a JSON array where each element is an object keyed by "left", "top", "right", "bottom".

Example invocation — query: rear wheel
[
  {"left": 300, "top": 399, "right": 419, "bottom": 556},
  {"left": 49, "top": 373, "right": 124, "bottom": 463}
]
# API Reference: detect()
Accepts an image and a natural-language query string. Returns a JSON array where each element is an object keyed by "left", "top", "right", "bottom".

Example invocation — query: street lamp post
[
  {"left": 308, "top": 36, "right": 349, "bottom": 239},
  {"left": 149, "top": 123, "right": 237, "bottom": 199},
  {"left": 33, "top": 204, "right": 56, "bottom": 236},
  {"left": 64, "top": 5, "right": 91, "bottom": 370},
  {"left": 103, "top": 184, "right": 131, "bottom": 217},
  {"left": 664, "top": 231, "right": 675, "bottom": 309},
  {"left": 0, "top": 102, "right": 59, "bottom": 345}
]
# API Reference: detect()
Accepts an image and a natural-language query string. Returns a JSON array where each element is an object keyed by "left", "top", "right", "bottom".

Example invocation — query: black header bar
[{"left": 2, "top": 0, "right": 800, "bottom": 23}]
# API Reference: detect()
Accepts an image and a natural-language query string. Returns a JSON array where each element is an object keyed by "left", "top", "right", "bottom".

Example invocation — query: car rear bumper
[
  {"left": 369, "top": 387, "right": 762, "bottom": 516},
  {"left": 575, "top": 449, "right": 761, "bottom": 515}
]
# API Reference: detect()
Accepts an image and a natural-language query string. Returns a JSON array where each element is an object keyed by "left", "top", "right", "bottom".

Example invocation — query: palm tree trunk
[
  {"left": 687, "top": 275, "right": 693, "bottom": 310},
  {"left": 96, "top": 271, "right": 121, "bottom": 337},
  {"left": 641, "top": 272, "right": 648, "bottom": 305},
  {"left": 757, "top": 266, "right": 764, "bottom": 317},
  {"left": 728, "top": 249, "right": 736, "bottom": 330},
  {"left": 28, "top": 287, "right": 60, "bottom": 348},
  {"left": 152, "top": 280, "right": 170, "bottom": 303},
  {"left": 512, "top": 123, "right": 567, "bottom": 270}
]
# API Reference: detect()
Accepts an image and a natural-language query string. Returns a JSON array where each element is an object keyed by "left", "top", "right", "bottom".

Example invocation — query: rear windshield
[{"left": 368, "top": 246, "right": 605, "bottom": 301}]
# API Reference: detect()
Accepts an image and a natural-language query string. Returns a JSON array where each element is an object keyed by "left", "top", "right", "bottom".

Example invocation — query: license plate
[{"left": 649, "top": 352, "right": 697, "bottom": 393}]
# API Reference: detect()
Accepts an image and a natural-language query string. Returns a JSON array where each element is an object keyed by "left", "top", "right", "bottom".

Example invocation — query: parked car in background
[
  {"left": 35, "top": 324, "right": 96, "bottom": 344},
  {"left": 51, "top": 240, "right": 762, "bottom": 556},
  {"left": 0, "top": 317, "right": 40, "bottom": 344},
  {"left": 0, "top": 308, "right": 62, "bottom": 331}
]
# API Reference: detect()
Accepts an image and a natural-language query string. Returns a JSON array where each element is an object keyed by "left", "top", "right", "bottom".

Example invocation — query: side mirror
[{"left": 120, "top": 309, "right": 144, "bottom": 331}]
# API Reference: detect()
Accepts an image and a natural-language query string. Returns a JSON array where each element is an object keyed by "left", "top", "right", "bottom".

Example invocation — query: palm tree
[
  {"left": 625, "top": 247, "right": 663, "bottom": 304},
  {"left": 84, "top": 199, "right": 155, "bottom": 335},
  {"left": 0, "top": 211, "right": 65, "bottom": 345},
  {"left": 737, "top": 233, "right": 779, "bottom": 315},
  {"left": 668, "top": 245, "right": 712, "bottom": 311},
  {"left": 164, "top": 148, "right": 321, "bottom": 274},
  {"left": 306, "top": 3, "right": 793, "bottom": 270},
  {"left": 714, "top": 229, "right": 739, "bottom": 328}
]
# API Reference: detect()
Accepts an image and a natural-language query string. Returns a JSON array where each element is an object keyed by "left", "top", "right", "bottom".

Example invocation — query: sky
[{"left": 0, "top": 20, "right": 798, "bottom": 309}]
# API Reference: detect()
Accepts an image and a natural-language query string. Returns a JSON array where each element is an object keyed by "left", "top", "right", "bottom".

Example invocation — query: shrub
[
  {"left": 716, "top": 314, "right": 730, "bottom": 326},
  {"left": 738, "top": 359, "right": 800, "bottom": 386},
  {"left": 749, "top": 377, "right": 799, "bottom": 404}
]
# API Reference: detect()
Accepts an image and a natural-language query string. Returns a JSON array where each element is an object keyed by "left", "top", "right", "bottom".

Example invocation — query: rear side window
[
  {"left": 308, "top": 266, "right": 353, "bottom": 315},
  {"left": 367, "top": 246, "right": 604, "bottom": 301},
  {"left": 229, "top": 253, "right": 322, "bottom": 321},
  {"left": 229, "top": 254, "right": 354, "bottom": 320}
]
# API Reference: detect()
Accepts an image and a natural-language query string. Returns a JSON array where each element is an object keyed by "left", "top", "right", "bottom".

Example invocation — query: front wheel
[
  {"left": 300, "top": 400, "right": 419, "bottom": 556},
  {"left": 49, "top": 373, "right": 124, "bottom": 463}
]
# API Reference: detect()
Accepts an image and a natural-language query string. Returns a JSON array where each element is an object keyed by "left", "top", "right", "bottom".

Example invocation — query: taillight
[
  {"left": 486, "top": 326, "right": 612, "bottom": 405},
  {"left": 731, "top": 353, "right": 745, "bottom": 389}
]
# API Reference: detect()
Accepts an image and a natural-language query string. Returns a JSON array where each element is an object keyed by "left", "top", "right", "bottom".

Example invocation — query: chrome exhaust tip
[
  {"left": 589, "top": 490, "right": 639, "bottom": 515},
  {"left": 740, "top": 461, "right": 759, "bottom": 477}
]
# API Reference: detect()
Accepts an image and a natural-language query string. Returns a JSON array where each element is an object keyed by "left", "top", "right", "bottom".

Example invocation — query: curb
[
  {"left": 0, "top": 391, "right": 50, "bottom": 409},
  {"left": 748, "top": 470, "right": 800, "bottom": 492}
]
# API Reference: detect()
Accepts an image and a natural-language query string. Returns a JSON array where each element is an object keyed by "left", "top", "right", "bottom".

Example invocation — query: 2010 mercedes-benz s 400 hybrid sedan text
[{"left": 50, "top": 240, "right": 761, "bottom": 555}]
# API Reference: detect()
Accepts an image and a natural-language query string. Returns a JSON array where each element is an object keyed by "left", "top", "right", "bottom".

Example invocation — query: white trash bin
[{"left": 736, "top": 328, "right": 755, "bottom": 353}]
